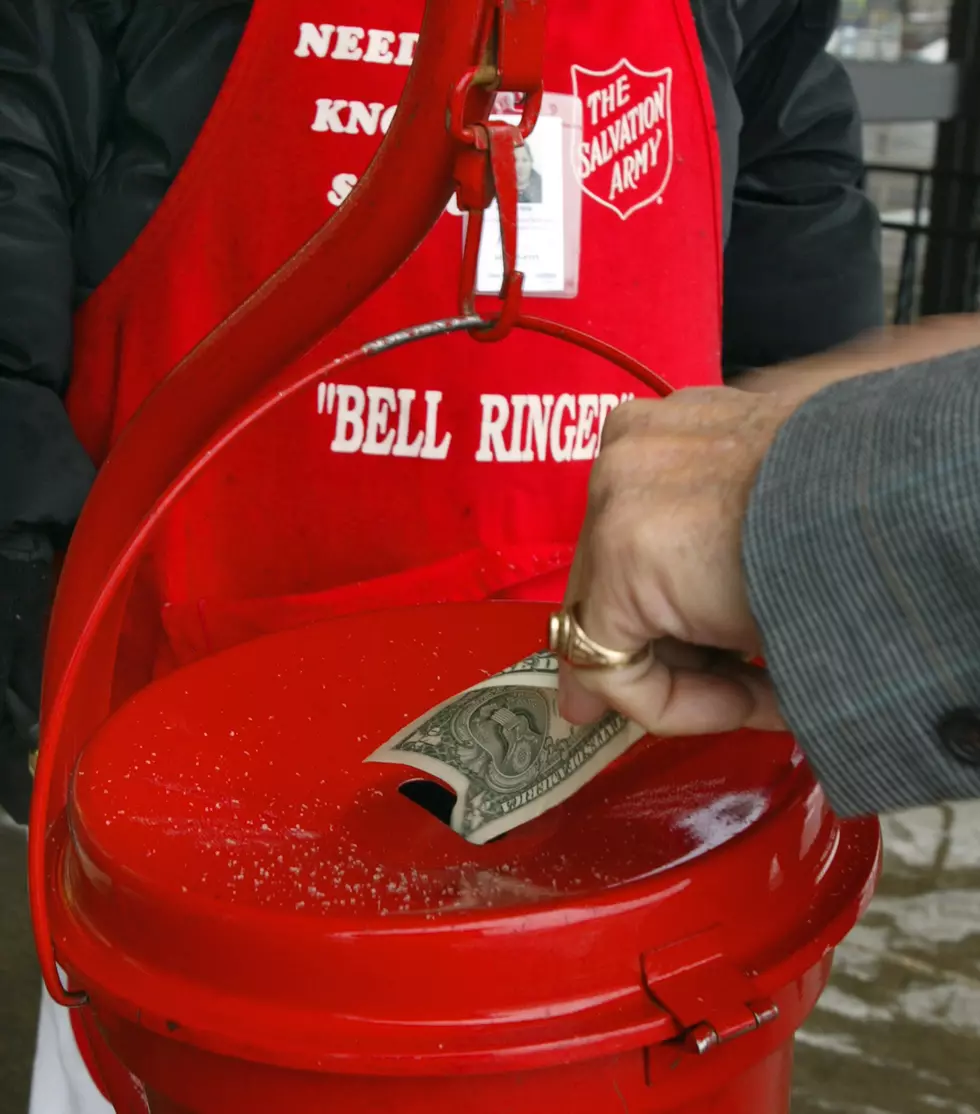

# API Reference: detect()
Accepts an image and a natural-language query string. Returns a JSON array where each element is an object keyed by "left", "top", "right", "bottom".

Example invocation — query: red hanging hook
[
  {"left": 449, "top": 0, "right": 545, "bottom": 342},
  {"left": 458, "top": 121, "right": 528, "bottom": 341}
]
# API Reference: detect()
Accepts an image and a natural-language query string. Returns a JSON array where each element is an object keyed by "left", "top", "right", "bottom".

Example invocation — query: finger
[
  {"left": 651, "top": 638, "right": 738, "bottom": 672},
  {"left": 556, "top": 588, "right": 660, "bottom": 727},
  {"left": 557, "top": 510, "right": 665, "bottom": 725},
  {"left": 566, "top": 653, "right": 784, "bottom": 736},
  {"left": 557, "top": 658, "right": 613, "bottom": 724},
  {"left": 698, "top": 659, "right": 787, "bottom": 732},
  {"left": 597, "top": 397, "right": 664, "bottom": 449},
  {"left": 562, "top": 523, "right": 590, "bottom": 619},
  {"left": 599, "top": 390, "right": 737, "bottom": 450},
  {"left": 557, "top": 496, "right": 626, "bottom": 724}
]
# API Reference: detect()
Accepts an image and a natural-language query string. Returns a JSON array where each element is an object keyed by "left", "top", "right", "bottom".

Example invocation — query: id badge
[{"left": 468, "top": 92, "right": 583, "bottom": 299}]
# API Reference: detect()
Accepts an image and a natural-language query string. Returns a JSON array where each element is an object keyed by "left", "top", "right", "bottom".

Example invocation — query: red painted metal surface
[{"left": 53, "top": 600, "right": 879, "bottom": 1112}]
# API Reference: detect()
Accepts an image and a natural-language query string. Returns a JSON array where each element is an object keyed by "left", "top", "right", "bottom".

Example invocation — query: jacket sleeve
[
  {"left": 722, "top": 0, "right": 884, "bottom": 375},
  {"left": 742, "top": 348, "right": 980, "bottom": 817},
  {"left": 0, "top": 1, "right": 113, "bottom": 541}
]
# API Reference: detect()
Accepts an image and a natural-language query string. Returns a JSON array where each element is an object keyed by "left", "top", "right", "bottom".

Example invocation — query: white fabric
[{"left": 29, "top": 984, "right": 115, "bottom": 1114}]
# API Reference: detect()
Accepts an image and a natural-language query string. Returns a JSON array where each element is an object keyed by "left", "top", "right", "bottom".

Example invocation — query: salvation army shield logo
[{"left": 570, "top": 59, "right": 674, "bottom": 221}]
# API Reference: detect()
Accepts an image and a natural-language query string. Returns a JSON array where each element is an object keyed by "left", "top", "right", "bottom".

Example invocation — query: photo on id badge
[{"left": 473, "top": 93, "right": 582, "bottom": 298}]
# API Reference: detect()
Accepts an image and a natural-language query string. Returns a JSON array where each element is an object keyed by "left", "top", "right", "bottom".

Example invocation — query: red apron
[
  {"left": 67, "top": 0, "right": 723, "bottom": 687},
  {"left": 61, "top": 2, "right": 722, "bottom": 1107}
]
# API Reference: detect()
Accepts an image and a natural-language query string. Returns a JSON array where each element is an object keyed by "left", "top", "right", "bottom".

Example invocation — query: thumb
[{"left": 559, "top": 649, "right": 785, "bottom": 736}]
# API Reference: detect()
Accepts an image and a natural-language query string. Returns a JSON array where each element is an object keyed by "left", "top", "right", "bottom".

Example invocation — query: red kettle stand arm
[{"left": 29, "top": 0, "right": 492, "bottom": 1006}]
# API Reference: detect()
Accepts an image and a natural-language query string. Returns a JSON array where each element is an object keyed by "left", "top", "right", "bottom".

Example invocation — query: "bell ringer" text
[{"left": 315, "top": 384, "right": 635, "bottom": 462}]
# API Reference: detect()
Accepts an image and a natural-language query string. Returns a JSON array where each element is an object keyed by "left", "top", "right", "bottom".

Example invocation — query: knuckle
[
  {"left": 587, "top": 445, "right": 617, "bottom": 498},
  {"left": 587, "top": 440, "right": 636, "bottom": 519},
  {"left": 633, "top": 510, "right": 669, "bottom": 568},
  {"left": 589, "top": 498, "right": 639, "bottom": 571},
  {"left": 600, "top": 398, "right": 655, "bottom": 447},
  {"left": 594, "top": 433, "right": 638, "bottom": 482}
]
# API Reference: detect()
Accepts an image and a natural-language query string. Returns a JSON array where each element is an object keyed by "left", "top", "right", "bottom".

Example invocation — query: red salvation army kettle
[
  {"left": 32, "top": 596, "right": 881, "bottom": 1114},
  {"left": 27, "top": 0, "right": 881, "bottom": 1108}
]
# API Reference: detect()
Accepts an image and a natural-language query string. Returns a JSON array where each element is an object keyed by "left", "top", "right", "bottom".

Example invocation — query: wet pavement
[
  {"left": 795, "top": 800, "right": 980, "bottom": 1114},
  {"left": 0, "top": 816, "right": 39, "bottom": 1114},
  {"left": 1, "top": 802, "right": 977, "bottom": 1113}
]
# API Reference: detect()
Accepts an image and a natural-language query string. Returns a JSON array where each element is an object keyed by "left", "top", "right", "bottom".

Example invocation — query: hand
[
  {"left": 557, "top": 387, "right": 795, "bottom": 737},
  {"left": 558, "top": 314, "right": 980, "bottom": 739}
]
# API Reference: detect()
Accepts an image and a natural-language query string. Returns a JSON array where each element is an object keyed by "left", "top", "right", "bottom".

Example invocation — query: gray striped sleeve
[{"left": 742, "top": 347, "right": 980, "bottom": 817}]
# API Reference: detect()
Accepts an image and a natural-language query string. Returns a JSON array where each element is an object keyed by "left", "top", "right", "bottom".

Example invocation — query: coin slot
[
  {"left": 398, "top": 778, "right": 508, "bottom": 842},
  {"left": 399, "top": 779, "right": 457, "bottom": 827}
]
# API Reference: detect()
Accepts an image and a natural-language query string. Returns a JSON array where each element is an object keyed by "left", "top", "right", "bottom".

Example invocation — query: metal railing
[
  {"left": 864, "top": 162, "right": 980, "bottom": 322},
  {"left": 841, "top": 0, "right": 980, "bottom": 321}
]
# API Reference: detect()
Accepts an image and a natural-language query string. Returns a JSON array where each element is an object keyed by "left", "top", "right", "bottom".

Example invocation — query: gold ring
[{"left": 548, "top": 606, "right": 650, "bottom": 670}]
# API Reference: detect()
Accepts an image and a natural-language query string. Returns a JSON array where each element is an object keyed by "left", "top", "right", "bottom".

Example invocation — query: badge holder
[
  {"left": 447, "top": 12, "right": 669, "bottom": 378},
  {"left": 465, "top": 92, "right": 582, "bottom": 299}
]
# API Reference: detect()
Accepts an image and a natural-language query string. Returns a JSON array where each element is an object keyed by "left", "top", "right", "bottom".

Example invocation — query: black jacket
[{"left": 0, "top": 0, "right": 881, "bottom": 819}]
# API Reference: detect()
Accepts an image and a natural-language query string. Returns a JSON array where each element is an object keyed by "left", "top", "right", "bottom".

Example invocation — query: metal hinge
[{"left": 641, "top": 937, "right": 780, "bottom": 1057}]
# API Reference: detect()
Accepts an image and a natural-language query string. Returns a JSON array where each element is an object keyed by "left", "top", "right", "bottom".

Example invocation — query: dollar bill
[{"left": 365, "top": 651, "right": 647, "bottom": 844}]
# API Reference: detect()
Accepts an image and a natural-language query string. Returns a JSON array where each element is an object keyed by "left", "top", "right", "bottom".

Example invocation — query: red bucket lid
[{"left": 53, "top": 601, "right": 879, "bottom": 1074}]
